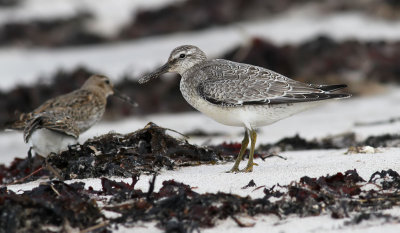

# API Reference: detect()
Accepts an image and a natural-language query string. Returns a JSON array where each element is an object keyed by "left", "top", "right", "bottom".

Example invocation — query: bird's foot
[
  {"left": 226, "top": 164, "right": 241, "bottom": 173},
  {"left": 226, "top": 168, "right": 240, "bottom": 173},
  {"left": 240, "top": 166, "right": 253, "bottom": 173},
  {"left": 240, "top": 162, "right": 258, "bottom": 173}
]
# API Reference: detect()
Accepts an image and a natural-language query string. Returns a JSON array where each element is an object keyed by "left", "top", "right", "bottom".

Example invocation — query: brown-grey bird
[
  {"left": 8, "top": 75, "right": 135, "bottom": 157},
  {"left": 139, "top": 45, "right": 350, "bottom": 173}
]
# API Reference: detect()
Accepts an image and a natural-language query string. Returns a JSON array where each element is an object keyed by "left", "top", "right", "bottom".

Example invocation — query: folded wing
[
  {"left": 198, "top": 60, "right": 350, "bottom": 106},
  {"left": 23, "top": 110, "right": 79, "bottom": 143}
]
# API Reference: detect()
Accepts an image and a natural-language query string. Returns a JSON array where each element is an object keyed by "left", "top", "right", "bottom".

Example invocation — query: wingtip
[
  {"left": 320, "top": 84, "right": 348, "bottom": 92},
  {"left": 338, "top": 93, "right": 352, "bottom": 98}
]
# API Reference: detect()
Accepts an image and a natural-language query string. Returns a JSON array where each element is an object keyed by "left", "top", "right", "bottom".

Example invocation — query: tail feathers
[
  {"left": 23, "top": 117, "right": 42, "bottom": 143},
  {"left": 317, "top": 84, "right": 348, "bottom": 93},
  {"left": 325, "top": 93, "right": 351, "bottom": 99},
  {"left": 4, "top": 120, "right": 25, "bottom": 131},
  {"left": 318, "top": 84, "right": 351, "bottom": 99},
  {"left": 3, "top": 113, "right": 32, "bottom": 131}
]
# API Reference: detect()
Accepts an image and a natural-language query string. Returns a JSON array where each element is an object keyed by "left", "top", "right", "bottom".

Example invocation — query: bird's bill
[
  {"left": 113, "top": 89, "right": 139, "bottom": 107},
  {"left": 138, "top": 63, "right": 170, "bottom": 84}
]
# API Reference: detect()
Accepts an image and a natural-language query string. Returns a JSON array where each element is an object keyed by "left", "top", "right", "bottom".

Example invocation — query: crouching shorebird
[
  {"left": 7, "top": 75, "right": 136, "bottom": 179},
  {"left": 139, "top": 45, "right": 350, "bottom": 173}
]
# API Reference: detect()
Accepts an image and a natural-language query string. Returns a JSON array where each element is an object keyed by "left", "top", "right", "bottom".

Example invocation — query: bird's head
[
  {"left": 83, "top": 75, "right": 115, "bottom": 97},
  {"left": 139, "top": 45, "right": 207, "bottom": 84},
  {"left": 82, "top": 75, "right": 138, "bottom": 107}
]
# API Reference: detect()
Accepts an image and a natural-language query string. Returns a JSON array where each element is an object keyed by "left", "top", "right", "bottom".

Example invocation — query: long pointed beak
[
  {"left": 138, "top": 62, "right": 170, "bottom": 84},
  {"left": 113, "top": 89, "right": 139, "bottom": 107}
]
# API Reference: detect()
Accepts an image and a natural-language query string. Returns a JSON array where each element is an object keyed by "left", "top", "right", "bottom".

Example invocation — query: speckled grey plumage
[
  {"left": 140, "top": 45, "right": 351, "bottom": 127},
  {"left": 189, "top": 59, "right": 349, "bottom": 106},
  {"left": 139, "top": 45, "right": 351, "bottom": 172}
]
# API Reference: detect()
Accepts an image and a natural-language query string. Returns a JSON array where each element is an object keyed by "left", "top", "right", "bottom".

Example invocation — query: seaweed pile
[
  {"left": 258, "top": 132, "right": 400, "bottom": 152},
  {"left": 120, "top": 0, "right": 400, "bottom": 40},
  {"left": 0, "top": 0, "right": 19, "bottom": 7},
  {"left": 0, "top": 123, "right": 236, "bottom": 184},
  {"left": 0, "top": 12, "right": 107, "bottom": 47},
  {"left": 223, "top": 36, "right": 400, "bottom": 89},
  {"left": 0, "top": 128, "right": 394, "bottom": 187},
  {"left": 2, "top": 123, "right": 399, "bottom": 185},
  {"left": 1, "top": 0, "right": 399, "bottom": 47},
  {"left": 1, "top": 169, "right": 399, "bottom": 232},
  {"left": 0, "top": 181, "right": 104, "bottom": 233},
  {"left": 1, "top": 122, "right": 400, "bottom": 232},
  {"left": 119, "top": 0, "right": 310, "bottom": 40}
]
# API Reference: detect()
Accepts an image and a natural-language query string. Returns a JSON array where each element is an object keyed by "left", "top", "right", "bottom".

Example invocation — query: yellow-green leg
[
  {"left": 241, "top": 129, "right": 258, "bottom": 172},
  {"left": 227, "top": 129, "right": 249, "bottom": 173}
]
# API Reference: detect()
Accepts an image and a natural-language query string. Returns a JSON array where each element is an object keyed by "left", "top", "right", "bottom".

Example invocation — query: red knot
[{"left": 139, "top": 45, "right": 350, "bottom": 173}]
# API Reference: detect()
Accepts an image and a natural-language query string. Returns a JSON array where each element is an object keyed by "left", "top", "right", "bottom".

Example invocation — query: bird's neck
[
  {"left": 179, "top": 62, "right": 207, "bottom": 108},
  {"left": 81, "top": 87, "right": 108, "bottom": 103}
]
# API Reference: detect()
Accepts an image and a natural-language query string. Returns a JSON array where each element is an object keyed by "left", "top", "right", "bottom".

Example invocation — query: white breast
[
  {"left": 186, "top": 95, "right": 324, "bottom": 129},
  {"left": 29, "top": 128, "right": 77, "bottom": 157}
]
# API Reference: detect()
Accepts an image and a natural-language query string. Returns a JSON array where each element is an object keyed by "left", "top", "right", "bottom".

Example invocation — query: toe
[
  {"left": 240, "top": 166, "right": 253, "bottom": 173},
  {"left": 226, "top": 168, "right": 240, "bottom": 173}
]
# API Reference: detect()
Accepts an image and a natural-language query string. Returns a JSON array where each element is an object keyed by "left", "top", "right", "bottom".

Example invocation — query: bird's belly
[
  {"left": 29, "top": 128, "right": 77, "bottom": 157},
  {"left": 190, "top": 98, "right": 323, "bottom": 129}
]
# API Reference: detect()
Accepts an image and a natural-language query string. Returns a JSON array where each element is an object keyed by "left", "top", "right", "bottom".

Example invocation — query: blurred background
[{"left": 0, "top": 0, "right": 400, "bottom": 162}]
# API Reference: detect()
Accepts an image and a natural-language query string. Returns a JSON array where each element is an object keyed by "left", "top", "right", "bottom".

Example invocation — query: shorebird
[
  {"left": 139, "top": 45, "right": 350, "bottom": 173},
  {"left": 7, "top": 75, "right": 135, "bottom": 178}
]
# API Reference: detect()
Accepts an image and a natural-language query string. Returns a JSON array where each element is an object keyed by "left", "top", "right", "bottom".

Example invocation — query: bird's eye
[
  {"left": 179, "top": 53, "right": 186, "bottom": 59},
  {"left": 105, "top": 80, "right": 110, "bottom": 84}
]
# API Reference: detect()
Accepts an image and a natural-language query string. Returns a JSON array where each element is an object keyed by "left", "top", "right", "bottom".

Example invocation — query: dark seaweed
[
  {"left": 1, "top": 0, "right": 400, "bottom": 47},
  {"left": 2, "top": 169, "right": 400, "bottom": 232},
  {"left": 0, "top": 123, "right": 236, "bottom": 184},
  {"left": 345, "top": 212, "right": 400, "bottom": 226},
  {"left": 259, "top": 132, "right": 400, "bottom": 153},
  {"left": 0, "top": 181, "right": 104, "bottom": 233},
  {"left": 1, "top": 123, "right": 399, "bottom": 185},
  {"left": 0, "top": 12, "right": 106, "bottom": 47}
]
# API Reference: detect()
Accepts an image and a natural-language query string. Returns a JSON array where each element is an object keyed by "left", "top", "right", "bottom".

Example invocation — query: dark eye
[
  {"left": 179, "top": 53, "right": 186, "bottom": 59},
  {"left": 105, "top": 80, "right": 110, "bottom": 85}
]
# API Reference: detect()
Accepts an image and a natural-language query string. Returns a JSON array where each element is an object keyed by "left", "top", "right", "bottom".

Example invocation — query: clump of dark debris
[
  {"left": 345, "top": 212, "right": 400, "bottom": 226},
  {"left": 0, "top": 12, "right": 107, "bottom": 47},
  {"left": 51, "top": 122, "right": 229, "bottom": 180},
  {"left": 1, "top": 0, "right": 399, "bottom": 48},
  {"left": 0, "top": 0, "right": 20, "bottom": 7},
  {"left": 223, "top": 36, "right": 400, "bottom": 91},
  {"left": 363, "top": 134, "right": 400, "bottom": 148},
  {"left": 2, "top": 123, "right": 399, "bottom": 185},
  {"left": 258, "top": 132, "right": 400, "bottom": 153},
  {"left": 0, "top": 123, "right": 237, "bottom": 184},
  {"left": 258, "top": 133, "right": 355, "bottom": 152},
  {"left": 1, "top": 169, "right": 400, "bottom": 232},
  {"left": 0, "top": 181, "right": 104, "bottom": 233},
  {"left": 120, "top": 0, "right": 400, "bottom": 40}
]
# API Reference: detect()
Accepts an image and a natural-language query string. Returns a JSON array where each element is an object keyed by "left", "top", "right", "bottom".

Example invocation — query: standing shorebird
[
  {"left": 7, "top": 75, "right": 135, "bottom": 178},
  {"left": 139, "top": 45, "right": 350, "bottom": 173}
]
